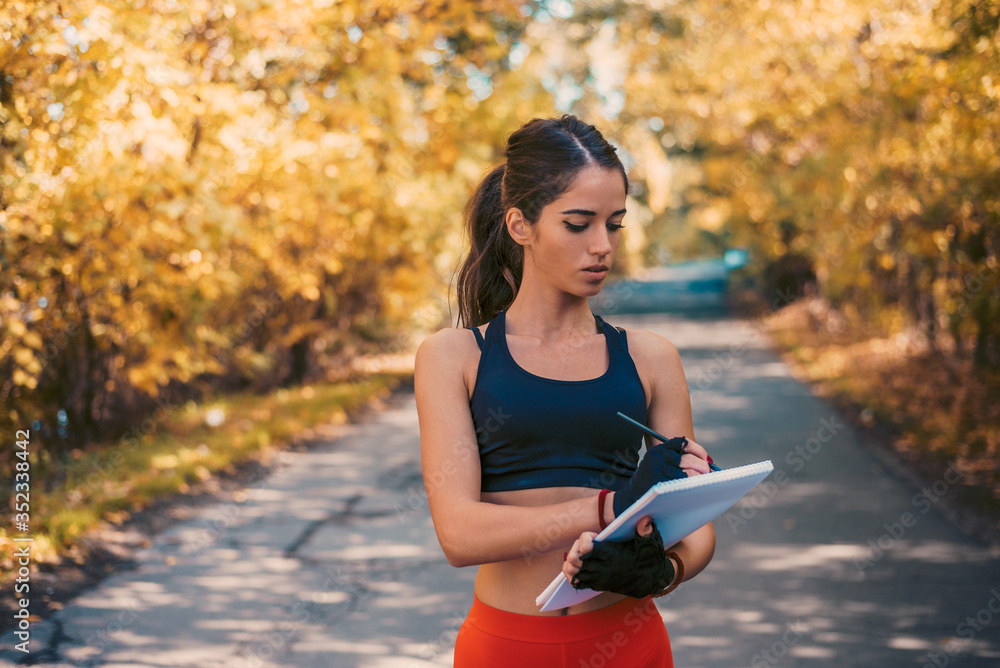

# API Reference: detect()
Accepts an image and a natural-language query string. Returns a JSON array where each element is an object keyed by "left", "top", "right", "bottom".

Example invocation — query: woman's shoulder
[
  {"left": 415, "top": 325, "right": 484, "bottom": 373},
  {"left": 613, "top": 325, "right": 683, "bottom": 369},
  {"left": 415, "top": 325, "right": 485, "bottom": 401}
]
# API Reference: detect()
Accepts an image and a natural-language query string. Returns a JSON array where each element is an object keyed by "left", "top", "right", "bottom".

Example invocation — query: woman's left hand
[{"left": 563, "top": 515, "right": 658, "bottom": 584}]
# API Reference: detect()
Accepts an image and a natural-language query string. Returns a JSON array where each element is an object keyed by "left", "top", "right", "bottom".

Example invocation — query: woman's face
[{"left": 513, "top": 166, "right": 627, "bottom": 297}]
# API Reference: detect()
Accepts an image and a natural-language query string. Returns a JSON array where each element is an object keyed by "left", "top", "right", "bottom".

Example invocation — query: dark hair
[{"left": 455, "top": 114, "right": 629, "bottom": 328}]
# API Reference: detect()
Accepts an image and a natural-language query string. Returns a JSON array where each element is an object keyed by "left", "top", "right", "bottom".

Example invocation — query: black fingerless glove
[
  {"left": 613, "top": 436, "right": 688, "bottom": 516},
  {"left": 570, "top": 521, "right": 675, "bottom": 598}
]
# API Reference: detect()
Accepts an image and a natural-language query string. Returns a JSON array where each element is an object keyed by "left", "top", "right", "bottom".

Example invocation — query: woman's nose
[{"left": 590, "top": 227, "right": 613, "bottom": 255}]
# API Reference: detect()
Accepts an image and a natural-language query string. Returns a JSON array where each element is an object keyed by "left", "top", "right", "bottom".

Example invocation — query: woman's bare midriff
[{"left": 474, "top": 485, "right": 628, "bottom": 616}]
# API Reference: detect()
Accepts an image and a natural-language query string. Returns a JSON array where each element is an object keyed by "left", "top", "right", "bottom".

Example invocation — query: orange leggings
[{"left": 454, "top": 594, "right": 674, "bottom": 668}]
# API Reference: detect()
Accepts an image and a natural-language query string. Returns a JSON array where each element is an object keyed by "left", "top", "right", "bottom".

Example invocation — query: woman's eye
[{"left": 563, "top": 221, "right": 625, "bottom": 233}]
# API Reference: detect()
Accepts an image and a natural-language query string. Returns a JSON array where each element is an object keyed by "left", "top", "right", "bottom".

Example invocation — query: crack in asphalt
[{"left": 282, "top": 494, "right": 362, "bottom": 557}]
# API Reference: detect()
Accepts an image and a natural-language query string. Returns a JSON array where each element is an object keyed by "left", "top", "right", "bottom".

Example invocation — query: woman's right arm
[{"left": 414, "top": 328, "right": 607, "bottom": 568}]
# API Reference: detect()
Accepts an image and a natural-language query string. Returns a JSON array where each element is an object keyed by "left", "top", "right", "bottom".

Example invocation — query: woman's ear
[{"left": 505, "top": 207, "right": 531, "bottom": 247}]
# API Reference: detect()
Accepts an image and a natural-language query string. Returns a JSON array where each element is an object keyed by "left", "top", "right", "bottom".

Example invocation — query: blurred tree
[
  {"left": 2, "top": 0, "right": 996, "bottom": 487},
  {"left": 0, "top": 0, "right": 540, "bottom": 469},
  {"left": 527, "top": 0, "right": 997, "bottom": 368}
]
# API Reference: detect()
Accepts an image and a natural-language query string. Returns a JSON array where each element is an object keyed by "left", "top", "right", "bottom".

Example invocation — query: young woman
[{"left": 414, "top": 115, "right": 716, "bottom": 667}]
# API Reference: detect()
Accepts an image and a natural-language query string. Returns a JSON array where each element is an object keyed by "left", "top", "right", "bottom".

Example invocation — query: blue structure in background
[
  {"left": 723, "top": 248, "right": 750, "bottom": 271},
  {"left": 590, "top": 249, "right": 749, "bottom": 317}
]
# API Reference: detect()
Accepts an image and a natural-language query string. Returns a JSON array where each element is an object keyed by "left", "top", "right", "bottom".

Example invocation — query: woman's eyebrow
[{"left": 560, "top": 208, "right": 627, "bottom": 216}]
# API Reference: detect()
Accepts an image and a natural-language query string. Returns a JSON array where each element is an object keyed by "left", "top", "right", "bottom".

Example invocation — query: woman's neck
[{"left": 504, "top": 290, "right": 597, "bottom": 342}]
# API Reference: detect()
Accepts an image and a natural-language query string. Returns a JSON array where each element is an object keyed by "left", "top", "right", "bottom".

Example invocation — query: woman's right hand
[{"left": 611, "top": 436, "right": 712, "bottom": 516}]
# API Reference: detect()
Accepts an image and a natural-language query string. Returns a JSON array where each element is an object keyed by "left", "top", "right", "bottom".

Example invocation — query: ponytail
[{"left": 456, "top": 164, "right": 522, "bottom": 328}]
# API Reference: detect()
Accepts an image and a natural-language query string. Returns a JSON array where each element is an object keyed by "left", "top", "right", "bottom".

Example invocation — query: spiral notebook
[{"left": 535, "top": 460, "right": 774, "bottom": 612}]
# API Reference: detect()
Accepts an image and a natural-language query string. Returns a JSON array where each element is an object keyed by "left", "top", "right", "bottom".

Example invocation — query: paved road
[{"left": 4, "top": 272, "right": 1000, "bottom": 666}]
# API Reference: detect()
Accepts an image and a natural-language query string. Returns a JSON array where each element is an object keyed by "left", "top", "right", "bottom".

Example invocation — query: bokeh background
[{"left": 2, "top": 0, "right": 997, "bottom": 578}]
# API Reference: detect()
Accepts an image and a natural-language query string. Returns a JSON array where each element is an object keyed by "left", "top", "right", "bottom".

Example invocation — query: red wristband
[{"left": 598, "top": 489, "right": 611, "bottom": 531}]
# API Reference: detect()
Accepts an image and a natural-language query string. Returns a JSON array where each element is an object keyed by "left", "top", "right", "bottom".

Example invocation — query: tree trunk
[
  {"left": 973, "top": 294, "right": 997, "bottom": 370},
  {"left": 921, "top": 259, "right": 938, "bottom": 354}
]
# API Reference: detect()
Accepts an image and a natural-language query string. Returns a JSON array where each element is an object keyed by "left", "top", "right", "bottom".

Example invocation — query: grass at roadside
[
  {"left": 0, "top": 370, "right": 412, "bottom": 588},
  {"left": 730, "top": 289, "right": 1000, "bottom": 543}
]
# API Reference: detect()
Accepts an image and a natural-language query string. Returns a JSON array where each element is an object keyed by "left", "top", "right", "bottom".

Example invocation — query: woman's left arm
[
  {"left": 641, "top": 329, "right": 716, "bottom": 580},
  {"left": 564, "top": 331, "right": 716, "bottom": 585}
]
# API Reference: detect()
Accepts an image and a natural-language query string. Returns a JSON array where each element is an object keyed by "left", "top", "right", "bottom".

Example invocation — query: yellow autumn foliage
[
  {"left": 0, "top": 0, "right": 539, "bottom": 469},
  {"left": 529, "top": 0, "right": 998, "bottom": 366},
  {"left": 2, "top": 0, "right": 997, "bottom": 487}
]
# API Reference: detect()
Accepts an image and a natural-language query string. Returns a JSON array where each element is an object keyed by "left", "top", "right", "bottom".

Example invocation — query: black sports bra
[{"left": 468, "top": 309, "right": 648, "bottom": 493}]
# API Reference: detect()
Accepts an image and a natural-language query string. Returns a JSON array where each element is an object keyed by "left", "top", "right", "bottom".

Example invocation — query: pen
[{"left": 616, "top": 411, "right": 722, "bottom": 472}]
